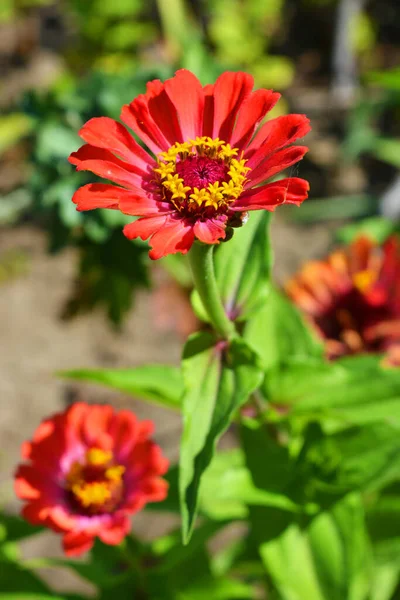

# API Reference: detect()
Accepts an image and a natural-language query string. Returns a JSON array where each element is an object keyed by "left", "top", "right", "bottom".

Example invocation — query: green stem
[{"left": 188, "top": 242, "right": 237, "bottom": 340}]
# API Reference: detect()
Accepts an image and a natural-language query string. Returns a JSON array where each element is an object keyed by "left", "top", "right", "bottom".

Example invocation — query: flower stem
[{"left": 188, "top": 242, "right": 237, "bottom": 340}]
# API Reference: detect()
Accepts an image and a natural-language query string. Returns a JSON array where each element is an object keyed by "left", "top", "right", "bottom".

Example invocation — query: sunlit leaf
[
  {"left": 60, "top": 364, "right": 182, "bottom": 410},
  {"left": 180, "top": 333, "right": 263, "bottom": 543},
  {"left": 244, "top": 286, "right": 323, "bottom": 373}
]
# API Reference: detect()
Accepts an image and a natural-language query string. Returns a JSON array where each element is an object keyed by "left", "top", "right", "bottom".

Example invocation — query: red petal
[
  {"left": 22, "top": 502, "right": 48, "bottom": 526},
  {"left": 15, "top": 465, "right": 43, "bottom": 500},
  {"left": 246, "top": 114, "right": 311, "bottom": 168},
  {"left": 231, "top": 89, "right": 281, "bottom": 149},
  {"left": 234, "top": 177, "right": 309, "bottom": 211},
  {"left": 164, "top": 69, "right": 204, "bottom": 140},
  {"left": 246, "top": 146, "right": 309, "bottom": 187},
  {"left": 98, "top": 516, "right": 131, "bottom": 545},
  {"left": 211, "top": 72, "right": 254, "bottom": 141},
  {"left": 193, "top": 217, "right": 227, "bottom": 244},
  {"left": 123, "top": 215, "right": 168, "bottom": 241},
  {"left": 69, "top": 144, "right": 144, "bottom": 189},
  {"left": 119, "top": 194, "right": 172, "bottom": 217},
  {"left": 148, "top": 216, "right": 195, "bottom": 260},
  {"left": 110, "top": 411, "right": 138, "bottom": 460},
  {"left": 202, "top": 83, "right": 215, "bottom": 137},
  {"left": 82, "top": 404, "right": 114, "bottom": 448},
  {"left": 121, "top": 91, "right": 173, "bottom": 156},
  {"left": 79, "top": 117, "right": 154, "bottom": 171},
  {"left": 72, "top": 183, "right": 128, "bottom": 211},
  {"left": 145, "top": 78, "right": 184, "bottom": 145},
  {"left": 136, "top": 420, "right": 154, "bottom": 443},
  {"left": 139, "top": 477, "right": 169, "bottom": 502},
  {"left": 63, "top": 531, "right": 94, "bottom": 557},
  {"left": 48, "top": 505, "right": 77, "bottom": 532}
]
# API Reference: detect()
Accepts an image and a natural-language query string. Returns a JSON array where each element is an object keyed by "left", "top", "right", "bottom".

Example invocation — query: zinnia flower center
[
  {"left": 154, "top": 136, "right": 250, "bottom": 215},
  {"left": 66, "top": 448, "right": 125, "bottom": 515},
  {"left": 352, "top": 269, "right": 378, "bottom": 294}
]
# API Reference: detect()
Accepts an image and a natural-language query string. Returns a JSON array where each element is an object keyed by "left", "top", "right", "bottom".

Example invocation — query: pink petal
[
  {"left": 78, "top": 117, "right": 155, "bottom": 172},
  {"left": 211, "top": 72, "right": 254, "bottom": 141},
  {"left": 164, "top": 69, "right": 204, "bottom": 140},
  {"left": 231, "top": 89, "right": 281, "bottom": 149}
]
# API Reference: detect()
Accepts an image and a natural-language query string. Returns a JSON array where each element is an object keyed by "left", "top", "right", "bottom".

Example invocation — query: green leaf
[
  {"left": 367, "top": 493, "right": 400, "bottom": 564},
  {"left": 192, "top": 212, "right": 272, "bottom": 322},
  {"left": 373, "top": 138, "right": 400, "bottom": 168},
  {"left": 0, "top": 593, "right": 81, "bottom": 600},
  {"left": 200, "top": 448, "right": 300, "bottom": 520},
  {"left": 260, "top": 494, "right": 371, "bottom": 600},
  {"left": 59, "top": 364, "right": 182, "bottom": 410},
  {"left": 149, "top": 520, "right": 222, "bottom": 598},
  {"left": 0, "top": 513, "right": 43, "bottom": 542},
  {"left": 0, "top": 114, "right": 34, "bottom": 155},
  {"left": 367, "top": 67, "right": 400, "bottom": 90},
  {"left": 178, "top": 577, "right": 255, "bottom": 599},
  {"left": 244, "top": 287, "right": 323, "bottom": 373},
  {"left": 0, "top": 562, "right": 54, "bottom": 596},
  {"left": 179, "top": 333, "right": 263, "bottom": 543},
  {"left": 214, "top": 211, "right": 272, "bottom": 320},
  {"left": 266, "top": 355, "right": 400, "bottom": 425},
  {"left": 306, "top": 494, "right": 371, "bottom": 600},
  {"left": 369, "top": 563, "right": 400, "bottom": 600},
  {"left": 305, "top": 421, "right": 400, "bottom": 493}
]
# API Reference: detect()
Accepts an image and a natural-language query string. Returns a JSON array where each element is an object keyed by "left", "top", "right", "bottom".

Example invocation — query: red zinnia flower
[
  {"left": 69, "top": 70, "right": 310, "bottom": 259},
  {"left": 286, "top": 235, "right": 400, "bottom": 359},
  {"left": 15, "top": 403, "right": 168, "bottom": 556}
]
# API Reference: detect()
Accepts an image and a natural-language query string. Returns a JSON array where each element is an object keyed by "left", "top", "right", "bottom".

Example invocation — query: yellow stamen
[
  {"left": 72, "top": 481, "right": 112, "bottom": 508},
  {"left": 66, "top": 448, "right": 125, "bottom": 511},
  {"left": 353, "top": 269, "right": 377, "bottom": 293},
  {"left": 86, "top": 448, "right": 113, "bottom": 466}
]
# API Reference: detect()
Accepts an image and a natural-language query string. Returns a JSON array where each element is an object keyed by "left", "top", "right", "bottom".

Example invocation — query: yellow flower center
[
  {"left": 353, "top": 269, "right": 377, "bottom": 294},
  {"left": 154, "top": 136, "right": 250, "bottom": 213},
  {"left": 66, "top": 448, "right": 125, "bottom": 514}
]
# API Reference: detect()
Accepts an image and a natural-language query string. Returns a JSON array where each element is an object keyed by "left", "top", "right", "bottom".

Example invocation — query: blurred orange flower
[{"left": 286, "top": 235, "right": 400, "bottom": 360}]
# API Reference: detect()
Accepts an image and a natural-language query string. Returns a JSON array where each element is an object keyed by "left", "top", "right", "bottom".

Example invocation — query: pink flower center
[
  {"left": 66, "top": 448, "right": 125, "bottom": 515},
  {"left": 175, "top": 156, "right": 228, "bottom": 189}
]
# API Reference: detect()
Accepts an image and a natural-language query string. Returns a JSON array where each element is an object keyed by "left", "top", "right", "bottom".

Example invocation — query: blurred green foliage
[{"left": 22, "top": 69, "right": 175, "bottom": 324}]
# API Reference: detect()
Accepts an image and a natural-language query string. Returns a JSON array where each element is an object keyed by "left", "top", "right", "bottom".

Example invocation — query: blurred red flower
[
  {"left": 15, "top": 403, "right": 168, "bottom": 556},
  {"left": 69, "top": 69, "right": 310, "bottom": 259},
  {"left": 286, "top": 235, "right": 400, "bottom": 360}
]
